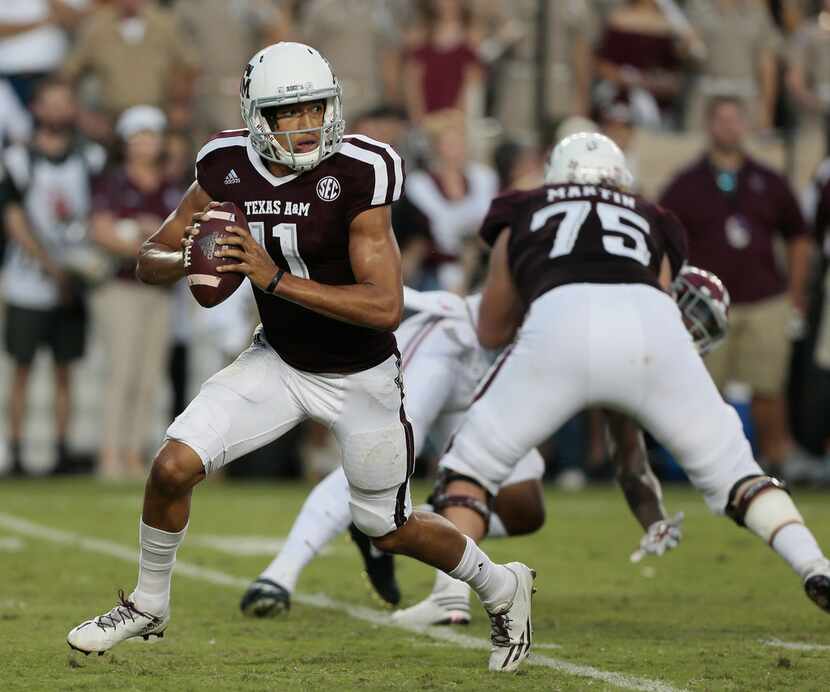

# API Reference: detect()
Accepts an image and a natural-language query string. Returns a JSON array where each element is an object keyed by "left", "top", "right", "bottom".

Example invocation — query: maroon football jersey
[
  {"left": 480, "top": 183, "right": 688, "bottom": 305},
  {"left": 196, "top": 130, "right": 404, "bottom": 373}
]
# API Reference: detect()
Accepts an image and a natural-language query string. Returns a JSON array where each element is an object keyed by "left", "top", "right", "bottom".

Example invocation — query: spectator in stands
[
  {"left": 90, "top": 105, "right": 181, "bottom": 480},
  {"left": 787, "top": 0, "right": 830, "bottom": 125},
  {"left": 595, "top": 0, "right": 699, "bottom": 130},
  {"left": 492, "top": 137, "right": 544, "bottom": 192},
  {"left": 175, "top": 0, "right": 289, "bottom": 142},
  {"left": 0, "top": 0, "right": 91, "bottom": 107},
  {"left": 659, "top": 95, "right": 813, "bottom": 477},
  {"left": 297, "top": 0, "right": 406, "bottom": 122},
  {"left": 404, "top": 109, "right": 498, "bottom": 292},
  {"left": 403, "top": 0, "right": 484, "bottom": 124},
  {"left": 62, "top": 0, "right": 199, "bottom": 138},
  {"left": 0, "top": 77, "right": 105, "bottom": 476},
  {"left": 687, "top": 0, "right": 781, "bottom": 131},
  {"left": 0, "top": 78, "right": 32, "bottom": 149},
  {"left": 480, "top": 0, "right": 597, "bottom": 140}
]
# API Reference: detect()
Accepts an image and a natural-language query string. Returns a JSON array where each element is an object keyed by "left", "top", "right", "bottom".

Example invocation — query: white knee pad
[
  {"left": 348, "top": 483, "right": 411, "bottom": 538},
  {"left": 728, "top": 476, "right": 804, "bottom": 544}
]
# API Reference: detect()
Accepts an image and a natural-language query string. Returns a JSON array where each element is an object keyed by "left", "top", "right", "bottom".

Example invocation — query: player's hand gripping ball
[{"left": 183, "top": 201, "right": 247, "bottom": 307}]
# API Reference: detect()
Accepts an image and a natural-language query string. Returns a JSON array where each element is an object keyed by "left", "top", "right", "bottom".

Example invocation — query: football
[{"left": 184, "top": 201, "right": 247, "bottom": 308}]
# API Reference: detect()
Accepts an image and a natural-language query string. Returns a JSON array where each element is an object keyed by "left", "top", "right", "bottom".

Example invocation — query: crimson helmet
[{"left": 672, "top": 265, "right": 730, "bottom": 355}]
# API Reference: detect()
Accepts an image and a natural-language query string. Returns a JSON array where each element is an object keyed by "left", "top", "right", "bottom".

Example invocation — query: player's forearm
[
  {"left": 136, "top": 242, "right": 186, "bottom": 285},
  {"left": 617, "top": 463, "right": 667, "bottom": 530},
  {"left": 274, "top": 273, "right": 402, "bottom": 331}
]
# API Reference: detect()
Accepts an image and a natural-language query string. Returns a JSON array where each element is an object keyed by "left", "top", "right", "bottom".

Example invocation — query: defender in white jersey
[{"left": 432, "top": 133, "right": 830, "bottom": 617}]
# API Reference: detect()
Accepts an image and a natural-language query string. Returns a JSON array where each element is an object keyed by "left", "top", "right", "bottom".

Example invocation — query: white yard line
[
  {"left": 0, "top": 512, "right": 684, "bottom": 692},
  {"left": 761, "top": 638, "right": 830, "bottom": 652}
]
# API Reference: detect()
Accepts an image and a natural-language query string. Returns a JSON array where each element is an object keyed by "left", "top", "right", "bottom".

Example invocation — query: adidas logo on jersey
[{"left": 224, "top": 169, "right": 241, "bottom": 185}]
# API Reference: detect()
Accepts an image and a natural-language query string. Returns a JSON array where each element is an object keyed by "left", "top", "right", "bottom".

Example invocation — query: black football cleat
[
  {"left": 239, "top": 578, "right": 291, "bottom": 618},
  {"left": 348, "top": 523, "right": 401, "bottom": 607}
]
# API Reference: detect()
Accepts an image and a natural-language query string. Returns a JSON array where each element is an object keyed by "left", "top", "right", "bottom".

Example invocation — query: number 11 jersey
[
  {"left": 480, "top": 184, "right": 688, "bottom": 305},
  {"left": 195, "top": 129, "right": 404, "bottom": 373}
]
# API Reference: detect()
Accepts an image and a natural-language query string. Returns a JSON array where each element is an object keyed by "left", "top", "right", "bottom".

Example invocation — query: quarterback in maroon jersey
[
  {"left": 67, "top": 42, "right": 535, "bottom": 672},
  {"left": 432, "top": 132, "right": 830, "bottom": 618}
]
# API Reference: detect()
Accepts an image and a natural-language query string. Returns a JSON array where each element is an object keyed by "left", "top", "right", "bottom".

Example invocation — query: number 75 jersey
[
  {"left": 195, "top": 129, "right": 404, "bottom": 373},
  {"left": 480, "top": 184, "right": 688, "bottom": 304}
]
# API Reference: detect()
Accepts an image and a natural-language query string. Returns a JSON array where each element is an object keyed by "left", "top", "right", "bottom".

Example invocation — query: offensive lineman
[
  {"left": 240, "top": 286, "right": 689, "bottom": 625},
  {"left": 427, "top": 132, "right": 830, "bottom": 615},
  {"left": 66, "top": 43, "right": 535, "bottom": 673}
]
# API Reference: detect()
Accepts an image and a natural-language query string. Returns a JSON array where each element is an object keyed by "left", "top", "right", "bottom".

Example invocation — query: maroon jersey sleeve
[
  {"left": 480, "top": 190, "right": 534, "bottom": 247},
  {"left": 480, "top": 194, "right": 514, "bottom": 247},
  {"left": 657, "top": 206, "right": 688, "bottom": 278},
  {"left": 195, "top": 129, "right": 249, "bottom": 201},
  {"left": 338, "top": 135, "right": 405, "bottom": 225}
]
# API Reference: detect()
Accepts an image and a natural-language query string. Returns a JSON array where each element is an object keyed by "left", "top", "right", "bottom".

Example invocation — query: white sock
[
  {"left": 429, "top": 568, "right": 471, "bottom": 612},
  {"left": 133, "top": 520, "right": 187, "bottom": 615},
  {"left": 771, "top": 523, "right": 825, "bottom": 578},
  {"left": 448, "top": 536, "right": 517, "bottom": 611},
  {"left": 260, "top": 467, "right": 352, "bottom": 592},
  {"left": 487, "top": 513, "right": 508, "bottom": 538}
]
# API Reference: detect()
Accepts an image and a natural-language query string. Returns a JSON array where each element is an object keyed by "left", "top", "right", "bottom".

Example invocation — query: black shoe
[
  {"left": 51, "top": 440, "right": 76, "bottom": 476},
  {"left": 348, "top": 523, "right": 401, "bottom": 606},
  {"left": 805, "top": 572, "right": 830, "bottom": 613},
  {"left": 7, "top": 440, "right": 25, "bottom": 477},
  {"left": 239, "top": 578, "right": 291, "bottom": 618}
]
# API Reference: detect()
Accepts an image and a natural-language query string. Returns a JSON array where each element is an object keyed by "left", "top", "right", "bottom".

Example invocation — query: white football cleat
[
  {"left": 803, "top": 558, "right": 830, "bottom": 613},
  {"left": 487, "top": 562, "right": 536, "bottom": 672},
  {"left": 67, "top": 590, "right": 169, "bottom": 655},
  {"left": 391, "top": 592, "right": 471, "bottom": 627}
]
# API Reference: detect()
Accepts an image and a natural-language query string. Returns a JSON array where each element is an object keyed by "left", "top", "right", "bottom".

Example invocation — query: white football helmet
[
  {"left": 545, "top": 132, "right": 634, "bottom": 189},
  {"left": 240, "top": 42, "right": 345, "bottom": 172}
]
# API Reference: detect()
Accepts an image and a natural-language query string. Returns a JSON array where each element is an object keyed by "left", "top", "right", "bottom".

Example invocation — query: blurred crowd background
[{"left": 1, "top": 0, "right": 830, "bottom": 490}]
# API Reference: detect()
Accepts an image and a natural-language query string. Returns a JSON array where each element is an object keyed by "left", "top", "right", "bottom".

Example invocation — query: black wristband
[{"left": 264, "top": 269, "right": 285, "bottom": 294}]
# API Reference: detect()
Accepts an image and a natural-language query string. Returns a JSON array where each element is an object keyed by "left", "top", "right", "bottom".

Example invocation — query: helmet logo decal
[
  {"left": 316, "top": 176, "right": 341, "bottom": 201},
  {"left": 241, "top": 63, "right": 254, "bottom": 99}
]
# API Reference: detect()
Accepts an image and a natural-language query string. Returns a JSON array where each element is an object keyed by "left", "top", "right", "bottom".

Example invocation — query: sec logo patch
[{"left": 316, "top": 176, "right": 341, "bottom": 202}]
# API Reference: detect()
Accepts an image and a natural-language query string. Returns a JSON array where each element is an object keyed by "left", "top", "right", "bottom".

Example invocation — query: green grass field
[{"left": 1, "top": 478, "right": 829, "bottom": 691}]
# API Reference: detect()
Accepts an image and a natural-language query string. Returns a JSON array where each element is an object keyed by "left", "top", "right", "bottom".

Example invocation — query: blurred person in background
[
  {"left": 787, "top": 0, "right": 830, "bottom": 143},
  {"left": 0, "top": 80, "right": 33, "bottom": 149},
  {"left": 686, "top": 0, "right": 781, "bottom": 131},
  {"left": 0, "top": 77, "right": 105, "bottom": 476},
  {"left": 403, "top": 0, "right": 484, "bottom": 124},
  {"left": 491, "top": 137, "right": 544, "bottom": 192},
  {"left": 595, "top": 0, "right": 701, "bottom": 130},
  {"left": 404, "top": 109, "right": 498, "bottom": 293},
  {"left": 0, "top": 0, "right": 91, "bottom": 108},
  {"left": 90, "top": 105, "right": 181, "bottom": 480},
  {"left": 297, "top": 0, "right": 406, "bottom": 122},
  {"left": 479, "top": 0, "right": 597, "bottom": 141},
  {"left": 800, "top": 154, "right": 830, "bottom": 469},
  {"left": 660, "top": 95, "right": 815, "bottom": 479},
  {"left": 174, "top": 0, "right": 289, "bottom": 143},
  {"left": 61, "top": 0, "right": 199, "bottom": 141}
]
